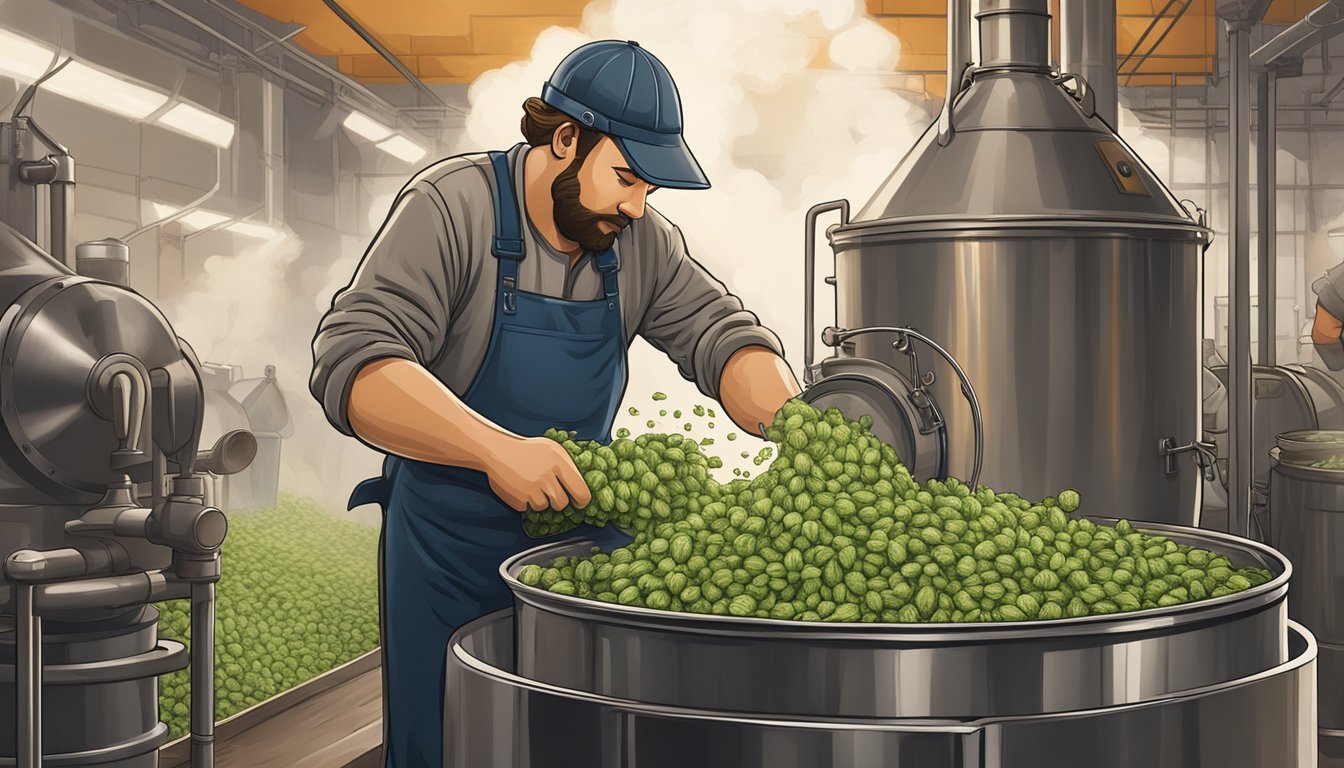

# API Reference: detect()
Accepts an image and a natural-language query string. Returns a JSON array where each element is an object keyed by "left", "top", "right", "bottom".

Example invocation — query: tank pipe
[
  {"left": 1257, "top": 69, "right": 1277, "bottom": 367},
  {"left": 33, "top": 569, "right": 186, "bottom": 611},
  {"left": 937, "top": 0, "right": 973, "bottom": 145},
  {"left": 190, "top": 581, "right": 216, "bottom": 768},
  {"left": 1060, "top": 0, "right": 1118, "bottom": 127},
  {"left": 1228, "top": 20, "right": 1253, "bottom": 539},
  {"left": 803, "top": 200, "right": 850, "bottom": 386},
  {"left": 1251, "top": 0, "right": 1344, "bottom": 69},
  {"left": 15, "top": 583, "right": 39, "bottom": 768}
]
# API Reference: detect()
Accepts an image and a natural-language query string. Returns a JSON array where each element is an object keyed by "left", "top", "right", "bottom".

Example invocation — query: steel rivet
[
  {"left": 21, "top": 444, "right": 30, "bottom": 454},
  {"left": 1116, "top": 160, "right": 1134, "bottom": 178},
  {"left": 582, "top": 111, "right": 595, "bottom": 125}
]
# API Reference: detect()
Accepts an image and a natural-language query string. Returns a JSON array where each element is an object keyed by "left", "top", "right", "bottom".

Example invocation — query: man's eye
[{"left": 616, "top": 173, "right": 634, "bottom": 187}]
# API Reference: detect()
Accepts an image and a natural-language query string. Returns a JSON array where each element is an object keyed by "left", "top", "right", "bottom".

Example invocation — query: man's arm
[
  {"left": 636, "top": 219, "right": 792, "bottom": 430},
  {"left": 311, "top": 183, "right": 588, "bottom": 512},
  {"left": 348, "top": 359, "right": 590, "bottom": 512},
  {"left": 1312, "top": 302, "right": 1343, "bottom": 345},
  {"left": 718, "top": 346, "right": 802, "bottom": 436}
]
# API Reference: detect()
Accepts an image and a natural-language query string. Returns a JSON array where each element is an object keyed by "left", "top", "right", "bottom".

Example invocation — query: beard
[{"left": 551, "top": 157, "right": 631, "bottom": 253}]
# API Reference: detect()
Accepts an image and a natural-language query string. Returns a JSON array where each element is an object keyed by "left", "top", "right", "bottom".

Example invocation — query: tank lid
[
  {"left": 1276, "top": 429, "right": 1344, "bottom": 469},
  {"left": 75, "top": 238, "right": 130, "bottom": 262},
  {"left": 843, "top": 71, "right": 1205, "bottom": 236}
]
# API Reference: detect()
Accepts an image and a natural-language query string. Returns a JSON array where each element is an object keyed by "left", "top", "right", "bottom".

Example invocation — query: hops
[
  {"left": 521, "top": 400, "right": 1274, "bottom": 623},
  {"left": 156, "top": 495, "right": 379, "bottom": 741}
]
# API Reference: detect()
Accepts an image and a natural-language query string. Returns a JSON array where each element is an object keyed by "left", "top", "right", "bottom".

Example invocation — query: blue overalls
[{"left": 348, "top": 147, "right": 633, "bottom": 768}]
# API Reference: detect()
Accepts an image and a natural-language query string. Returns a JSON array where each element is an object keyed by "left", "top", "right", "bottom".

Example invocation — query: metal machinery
[
  {"left": 0, "top": 81, "right": 253, "bottom": 767},
  {"left": 199, "top": 363, "right": 291, "bottom": 513},
  {"left": 801, "top": 0, "right": 1212, "bottom": 528},
  {"left": 1271, "top": 431, "right": 1344, "bottom": 764},
  {"left": 441, "top": 1, "right": 1319, "bottom": 765}
]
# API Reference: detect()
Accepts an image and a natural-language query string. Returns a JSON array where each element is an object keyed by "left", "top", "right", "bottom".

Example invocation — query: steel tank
[
  {"left": 1270, "top": 430, "right": 1344, "bottom": 762},
  {"left": 447, "top": 611, "right": 1318, "bottom": 768},
  {"left": 504, "top": 524, "right": 1290, "bottom": 720},
  {"left": 806, "top": 0, "right": 1210, "bottom": 525}
]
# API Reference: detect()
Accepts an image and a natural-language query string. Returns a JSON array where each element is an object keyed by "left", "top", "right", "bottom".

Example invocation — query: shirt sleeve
[
  {"left": 636, "top": 224, "right": 786, "bottom": 401},
  {"left": 1315, "top": 261, "right": 1344, "bottom": 322},
  {"left": 309, "top": 182, "right": 460, "bottom": 436}
]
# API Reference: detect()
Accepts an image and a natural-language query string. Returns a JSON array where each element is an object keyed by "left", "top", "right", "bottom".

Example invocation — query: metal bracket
[
  {"left": 1051, "top": 71, "right": 1097, "bottom": 119},
  {"left": 1160, "top": 437, "right": 1218, "bottom": 480}
]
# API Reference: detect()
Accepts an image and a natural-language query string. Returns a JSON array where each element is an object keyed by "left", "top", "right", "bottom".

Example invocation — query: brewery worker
[
  {"left": 310, "top": 40, "right": 800, "bottom": 767},
  {"left": 1313, "top": 261, "right": 1344, "bottom": 370}
]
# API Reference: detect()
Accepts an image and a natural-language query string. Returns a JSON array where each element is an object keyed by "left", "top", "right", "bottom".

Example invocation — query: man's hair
[{"left": 521, "top": 97, "right": 603, "bottom": 157}]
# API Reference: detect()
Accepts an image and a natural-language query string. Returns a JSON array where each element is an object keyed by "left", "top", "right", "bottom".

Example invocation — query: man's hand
[
  {"left": 484, "top": 436, "right": 592, "bottom": 513},
  {"left": 1313, "top": 302, "right": 1344, "bottom": 345},
  {"left": 719, "top": 346, "right": 803, "bottom": 437}
]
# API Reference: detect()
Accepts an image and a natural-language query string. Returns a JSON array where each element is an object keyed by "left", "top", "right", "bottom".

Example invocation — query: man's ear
[{"left": 551, "top": 122, "right": 579, "bottom": 161}]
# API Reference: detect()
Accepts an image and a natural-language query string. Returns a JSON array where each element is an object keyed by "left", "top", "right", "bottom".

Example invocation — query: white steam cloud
[
  {"left": 167, "top": 0, "right": 930, "bottom": 516},
  {"left": 461, "top": 0, "right": 925, "bottom": 470}
]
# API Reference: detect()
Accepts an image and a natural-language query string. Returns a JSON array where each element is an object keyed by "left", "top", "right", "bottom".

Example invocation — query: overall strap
[
  {"left": 487, "top": 150, "right": 525, "bottom": 315},
  {"left": 594, "top": 247, "right": 620, "bottom": 305}
]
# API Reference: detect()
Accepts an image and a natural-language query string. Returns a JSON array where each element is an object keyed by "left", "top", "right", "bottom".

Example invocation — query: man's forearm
[
  {"left": 347, "top": 357, "right": 514, "bottom": 470},
  {"left": 718, "top": 346, "right": 802, "bottom": 437},
  {"left": 1313, "top": 302, "right": 1343, "bottom": 344}
]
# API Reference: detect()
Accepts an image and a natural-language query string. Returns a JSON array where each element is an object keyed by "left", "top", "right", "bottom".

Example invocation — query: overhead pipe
[
  {"left": 1250, "top": 0, "right": 1344, "bottom": 69},
  {"left": 321, "top": 0, "right": 448, "bottom": 109},
  {"left": 1061, "top": 0, "right": 1118, "bottom": 126}
]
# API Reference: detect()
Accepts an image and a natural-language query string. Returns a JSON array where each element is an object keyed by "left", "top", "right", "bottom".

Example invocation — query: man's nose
[{"left": 618, "top": 190, "right": 647, "bottom": 221}]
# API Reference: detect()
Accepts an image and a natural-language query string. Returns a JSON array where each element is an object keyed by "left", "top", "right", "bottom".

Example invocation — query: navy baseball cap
[{"left": 541, "top": 40, "right": 710, "bottom": 190}]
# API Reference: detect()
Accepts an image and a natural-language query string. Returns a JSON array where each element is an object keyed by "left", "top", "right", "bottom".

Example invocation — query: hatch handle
[
  {"left": 804, "top": 200, "right": 851, "bottom": 387},
  {"left": 1160, "top": 437, "right": 1218, "bottom": 481},
  {"left": 1051, "top": 71, "right": 1097, "bottom": 119},
  {"left": 822, "top": 325, "right": 984, "bottom": 491}
]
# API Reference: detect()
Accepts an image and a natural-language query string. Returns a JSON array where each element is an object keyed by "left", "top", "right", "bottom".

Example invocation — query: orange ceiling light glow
[{"left": 236, "top": 0, "right": 1316, "bottom": 90}]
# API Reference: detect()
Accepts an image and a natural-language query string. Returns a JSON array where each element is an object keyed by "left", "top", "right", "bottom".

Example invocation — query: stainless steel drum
[
  {"left": 801, "top": 0, "right": 1211, "bottom": 527},
  {"left": 503, "top": 520, "right": 1291, "bottom": 720},
  {"left": 446, "top": 611, "right": 1318, "bottom": 768},
  {"left": 1271, "top": 432, "right": 1344, "bottom": 757}
]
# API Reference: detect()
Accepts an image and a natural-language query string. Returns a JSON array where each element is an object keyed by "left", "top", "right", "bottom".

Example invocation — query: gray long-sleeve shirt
[{"left": 310, "top": 143, "right": 785, "bottom": 437}]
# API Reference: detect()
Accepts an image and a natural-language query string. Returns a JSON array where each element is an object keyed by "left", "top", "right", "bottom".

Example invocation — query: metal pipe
[
  {"left": 1322, "top": 72, "right": 1344, "bottom": 105},
  {"left": 803, "top": 200, "right": 850, "bottom": 386},
  {"left": 33, "top": 570, "right": 184, "bottom": 611},
  {"left": 1061, "top": 0, "right": 1118, "bottom": 126},
  {"left": 140, "top": 0, "right": 327, "bottom": 103},
  {"left": 122, "top": 147, "right": 221, "bottom": 241},
  {"left": 191, "top": 581, "right": 216, "bottom": 768},
  {"left": 197, "top": 0, "right": 466, "bottom": 118},
  {"left": 1257, "top": 69, "right": 1277, "bottom": 367},
  {"left": 1228, "top": 20, "right": 1253, "bottom": 539},
  {"left": 49, "top": 176, "right": 73, "bottom": 269},
  {"left": 938, "top": 0, "right": 973, "bottom": 145},
  {"left": 1251, "top": 0, "right": 1344, "bottom": 68},
  {"left": 16, "top": 584, "right": 40, "bottom": 768},
  {"left": 321, "top": 0, "right": 446, "bottom": 109}
]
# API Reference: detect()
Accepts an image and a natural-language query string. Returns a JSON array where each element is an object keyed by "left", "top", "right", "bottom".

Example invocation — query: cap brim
[{"left": 613, "top": 135, "right": 710, "bottom": 190}]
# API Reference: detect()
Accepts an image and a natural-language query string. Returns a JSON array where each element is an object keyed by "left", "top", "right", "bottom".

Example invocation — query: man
[
  {"left": 309, "top": 40, "right": 800, "bottom": 767},
  {"left": 1314, "top": 261, "right": 1344, "bottom": 370}
]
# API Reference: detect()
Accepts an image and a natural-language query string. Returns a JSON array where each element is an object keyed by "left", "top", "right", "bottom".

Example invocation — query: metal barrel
[
  {"left": 504, "top": 522, "right": 1291, "bottom": 720},
  {"left": 446, "top": 611, "right": 1318, "bottom": 768}
]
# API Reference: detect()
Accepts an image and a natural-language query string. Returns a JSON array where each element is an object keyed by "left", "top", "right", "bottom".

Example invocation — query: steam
[
  {"left": 461, "top": 0, "right": 924, "bottom": 470},
  {"left": 164, "top": 0, "right": 929, "bottom": 516}
]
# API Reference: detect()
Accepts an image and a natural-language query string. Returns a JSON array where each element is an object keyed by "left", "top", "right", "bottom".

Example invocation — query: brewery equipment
[{"left": 802, "top": 0, "right": 1212, "bottom": 526}]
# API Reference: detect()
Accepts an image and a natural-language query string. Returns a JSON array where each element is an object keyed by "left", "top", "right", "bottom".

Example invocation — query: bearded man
[{"left": 310, "top": 39, "right": 799, "bottom": 767}]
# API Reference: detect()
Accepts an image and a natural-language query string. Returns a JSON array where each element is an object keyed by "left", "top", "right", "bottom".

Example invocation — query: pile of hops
[{"left": 519, "top": 400, "right": 1273, "bottom": 623}]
